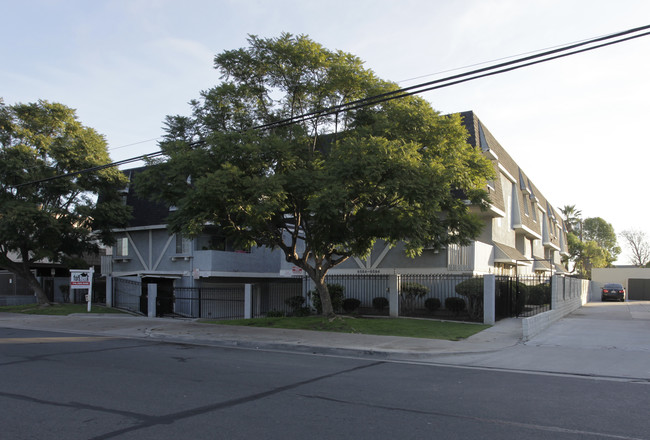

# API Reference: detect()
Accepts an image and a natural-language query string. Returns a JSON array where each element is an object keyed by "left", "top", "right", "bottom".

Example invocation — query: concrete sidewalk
[
  {"left": 0, "top": 311, "right": 521, "bottom": 359},
  {"left": 1, "top": 302, "right": 649, "bottom": 381}
]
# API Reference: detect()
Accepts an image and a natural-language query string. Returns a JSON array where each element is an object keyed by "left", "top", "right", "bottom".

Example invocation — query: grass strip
[
  {"left": 204, "top": 316, "right": 490, "bottom": 341},
  {"left": 0, "top": 304, "right": 128, "bottom": 315}
]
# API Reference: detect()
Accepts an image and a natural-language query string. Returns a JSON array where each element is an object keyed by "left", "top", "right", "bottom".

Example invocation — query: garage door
[{"left": 627, "top": 279, "right": 650, "bottom": 300}]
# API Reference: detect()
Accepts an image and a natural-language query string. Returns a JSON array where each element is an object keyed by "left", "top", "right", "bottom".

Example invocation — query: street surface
[{"left": 1, "top": 324, "right": 648, "bottom": 440}]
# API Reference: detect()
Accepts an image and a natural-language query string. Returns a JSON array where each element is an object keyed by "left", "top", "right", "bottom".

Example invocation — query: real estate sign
[{"left": 70, "top": 268, "right": 94, "bottom": 312}]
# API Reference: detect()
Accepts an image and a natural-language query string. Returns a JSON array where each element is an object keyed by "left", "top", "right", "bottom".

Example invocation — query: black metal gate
[{"left": 495, "top": 275, "right": 552, "bottom": 320}]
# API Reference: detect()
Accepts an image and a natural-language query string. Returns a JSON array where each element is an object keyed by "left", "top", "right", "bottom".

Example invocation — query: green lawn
[
  {"left": 204, "top": 316, "right": 490, "bottom": 341},
  {"left": 0, "top": 303, "right": 128, "bottom": 316}
]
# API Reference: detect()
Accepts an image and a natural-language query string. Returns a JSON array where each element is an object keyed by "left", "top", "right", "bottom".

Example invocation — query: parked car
[{"left": 601, "top": 283, "right": 626, "bottom": 302}]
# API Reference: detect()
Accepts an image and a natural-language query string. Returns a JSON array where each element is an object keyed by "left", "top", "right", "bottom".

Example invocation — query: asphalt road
[{"left": 1, "top": 326, "right": 648, "bottom": 440}]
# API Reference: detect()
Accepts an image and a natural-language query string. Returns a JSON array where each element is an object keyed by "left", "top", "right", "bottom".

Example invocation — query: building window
[
  {"left": 115, "top": 237, "right": 128, "bottom": 257},
  {"left": 176, "top": 234, "right": 191, "bottom": 254}
]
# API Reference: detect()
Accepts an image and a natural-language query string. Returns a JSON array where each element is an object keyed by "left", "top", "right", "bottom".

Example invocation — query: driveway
[
  {"left": 531, "top": 300, "right": 650, "bottom": 351},
  {"left": 434, "top": 301, "right": 650, "bottom": 380}
]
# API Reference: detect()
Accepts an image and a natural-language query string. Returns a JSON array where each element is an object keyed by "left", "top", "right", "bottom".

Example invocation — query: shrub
[
  {"left": 285, "top": 295, "right": 305, "bottom": 310},
  {"left": 527, "top": 283, "right": 551, "bottom": 306},
  {"left": 400, "top": 282, "right": 428, "bottom": 298},
  {"left": 342, "top": 298, "right": 361, "bottom": 313},
  {"left": 266, "top": 310, "right": 285, "bottom": 318},
  {"left": 372, "top": 296, "right": 389, "bottom": 311},
  {"left": 454, "top": 277, "right": 483, "bottom": 320},
  {"left": 401, "top": 282, "right": 428, "bottom": 313},
  {"left": 310, "top": 283, "right": 345, "bottom": 314},
  {"left": 284, "top": 295, "right": 311, "bottom": 317},
  {"left": 445, "top": 297, "right": 466, "bottom": 315},
  {"left": 424, "top": 297, "right": 441, "bottom": 312}
]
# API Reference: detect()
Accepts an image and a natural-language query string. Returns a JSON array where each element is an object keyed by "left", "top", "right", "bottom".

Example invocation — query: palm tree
[{"left": 560, "top": 204, "right": 582, "bottom": 237}]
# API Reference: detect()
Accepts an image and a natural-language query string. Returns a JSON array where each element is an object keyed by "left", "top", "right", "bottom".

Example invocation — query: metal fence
[
  {"left": 398, "top": 273, "right": 476, "bottom": 318},
  {"left": 303, "top": 274, "right": 391, "bottom": 315},
  {"left": 113, "top": 277, "right": 142, "bottom": 314},
  {"left": 301, "top": 273, "right": 477, "bottom": 319},
  {"left": 172, "top": 280, "right": 303, "bottom": 319},
  {"left": 111, "top": 273, "right": 553, "bottom": 321},
  {"left": 495, "top": 274, "right": 551, "bottom": 320},
  {"left": 173, "top": 286, "right": 245, "bottom": 319},
  {"left": 252, "top": 280, "right": 303, "bottom": 317}
]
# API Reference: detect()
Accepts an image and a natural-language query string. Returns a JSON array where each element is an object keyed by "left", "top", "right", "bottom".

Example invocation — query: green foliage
[
  {"left": 560, "top": 205, "right": 582, "bottom": 235},
  {"left": 372, "top": 296, "right": 389, "bottom": 311},
  {"left": 454, "top": 277, "right": 483, "bottom": 320},
  {"left": 424, "top": 297, "right": 441, "bottom": 312},
  {"left": 582, "top": 217, "right": 621, "bottom": 267},
  {"left": 310, "top": 283, "right": 345, "bottom": 314},
  {"left": 284, "top": 295, "right": 310, "bottom": 316},
  {"left": 0, "top": 100, "right": 131, "bottom": 304},
  {"left": 445, "top": 297, "right": 466, "bottom": 315},
  {"left": 342, "top": 298, "right": 361, "bottom": 313},
  {"left": 527, "top": 284, "right": 551, "bottom": 306},
  {"left": 400, "top": 281, "right": 428, "bottom": 313},
  {"left": 266, "top": 310, "right": 285, "bottom": 318},
  {"left": 285, "top": 295, "right": 305, "bottom": 310},
  {"left": 400, "top": 282, "right": 428, "bottom": 298},
  {"left": 137, "top": 34, "right": 493, "bottom": 316}
]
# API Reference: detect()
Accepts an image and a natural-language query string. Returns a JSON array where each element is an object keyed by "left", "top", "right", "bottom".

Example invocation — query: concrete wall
[
  {"left": 592, "top": 267, "right": 650, "bottom": 290},
  {"left": 521, "top": 276, "right": 590, "bottom": 341}
]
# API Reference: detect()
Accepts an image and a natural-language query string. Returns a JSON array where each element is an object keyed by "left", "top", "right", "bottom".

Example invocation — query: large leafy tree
[
  {"left": 582, "top": 217, "right": 620, "bottom": 265},
  {"left": 566, "top": 216, "right": 620, "bottom": 277},
  {"left": 0, "top": 99, "right": 130, "bottom": 304},
  {"left": 137, "top": 34, "right": 494, "bottom": 316}
]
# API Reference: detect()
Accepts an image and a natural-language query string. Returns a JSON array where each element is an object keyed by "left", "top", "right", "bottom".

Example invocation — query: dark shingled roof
[{"left": 122, "top": 167, "right": 170, "bottom": 227}]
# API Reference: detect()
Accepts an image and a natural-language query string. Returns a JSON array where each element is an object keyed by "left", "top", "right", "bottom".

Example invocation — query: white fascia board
[
  {"left": 543, "top": 241, "right": 561, "bottom": 251},
  {"left": 497, "top": 163, "right": 517, "bottom": 183},
  {"left": 200, "top": 271, "right": 291, "bottom": 278},
  {"left": 488, "top": 204, "right": 506, "bottom": 217},
  {"left": 513, "top": 223, "right": 542, "bottom": 240},
  {"left": 113, "top": 224, "right": 168, "bottom": 232}
]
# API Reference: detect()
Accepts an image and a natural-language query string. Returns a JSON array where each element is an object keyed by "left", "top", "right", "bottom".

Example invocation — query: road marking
[{"left": 0, "top": 337, "right": 114, "bottom": 344}]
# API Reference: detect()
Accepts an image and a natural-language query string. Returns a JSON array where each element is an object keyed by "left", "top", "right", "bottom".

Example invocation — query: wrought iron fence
[
  {"left": 303, "top": 274, "right": 391, "bottom": 315},
  {"left": 173, "top": 286, "right": 245, "bottom": 319},
  {"left": 252, "top": 280, "right": 303, "bottom": 317},
  {"left": 399, "top": 274, "right": 478, "bottom": 320},
  {"left": 495, "top": 274, "right": 551, "bottom": 319},
  {"left": 172, "top": 280, "right": 303, "bottom": 319}
]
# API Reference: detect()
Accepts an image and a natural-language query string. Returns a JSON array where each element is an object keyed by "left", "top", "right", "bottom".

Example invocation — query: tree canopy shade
[
  {"left": 137, "top": 34, "right": 494, "bottom": 316},
  {"left": 0, "top": 99, "right": 130, "bottom": 304}
]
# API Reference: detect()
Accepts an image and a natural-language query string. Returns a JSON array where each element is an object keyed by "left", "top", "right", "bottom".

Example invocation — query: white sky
[{"left": 2, "top": 0, "right": 649, "bottom": 264}]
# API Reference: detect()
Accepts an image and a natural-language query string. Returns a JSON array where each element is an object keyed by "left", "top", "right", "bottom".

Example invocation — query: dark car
[{"left": 601, "top": 283, "right": 626, "bottom": 302}]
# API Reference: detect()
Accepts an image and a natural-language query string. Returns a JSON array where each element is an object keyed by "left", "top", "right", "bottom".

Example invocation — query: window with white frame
[
  {"left": 115, "top": 237, "right": 129, "bottom": 257},
  {"left": 175, "top": 234, "right": 191, "bottom": 254}
]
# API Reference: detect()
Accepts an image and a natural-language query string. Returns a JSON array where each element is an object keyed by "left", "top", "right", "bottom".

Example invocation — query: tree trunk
[
  {"left": 315, "top": 280, "right": 334, "bottom": 317},
  {"left": 1, "top": 259, "right": 51, "bottom": 305},
  {"left": 26, "top": 271, "right": 50, "bottom": 305}
]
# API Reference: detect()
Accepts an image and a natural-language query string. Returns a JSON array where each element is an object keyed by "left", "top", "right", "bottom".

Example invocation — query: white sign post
[{"left": 70, "top": 267, "right": 94, "bottom": 312}]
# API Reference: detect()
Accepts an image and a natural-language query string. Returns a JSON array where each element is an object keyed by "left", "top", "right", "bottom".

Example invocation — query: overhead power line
[
  {"left": 253, "top": 24, "right": 650, "bottom": 131},
  {"left": 12, "top": 23, "right": 650, "bottom": 189}
]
